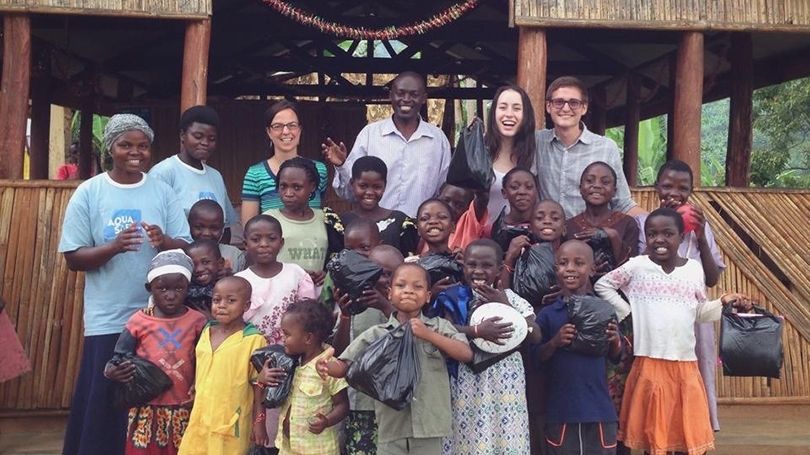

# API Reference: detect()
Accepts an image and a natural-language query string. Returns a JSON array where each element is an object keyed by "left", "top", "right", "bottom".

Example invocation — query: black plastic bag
[
  {"left": 566, "top": 294, "right": 615, "bottom": 357},
  {"left": 417, "top": 252, "right": 463, "bottom": 287},
  {"left": 251, "top": 345, "right": 299, "bottom": 408},
  {"left": 245, "top": 445, "right": 274, "bottom": 455},
  {"left": 346, "top": 322, "right": 421, "bottom": 410},
  {"left": 109, "top": 354, "right": 173, "bottom": 409},
  {"left": 490, "top": 211, "right": 535, "bottom": 255},
  {"left": 586, "top": 228, "right": 617, "bottom": 274},
  {"left": 447, "top": 118, "right": 493, "bottom": 191},
  {"left": 720, "top": 307, "right": 783, "bottom": 378},
  {"left": 512, "top": 243, "right": 557, "bottom": 306},
  {"left": 327, "top": 249, "right": 384, "bottom": 315}
]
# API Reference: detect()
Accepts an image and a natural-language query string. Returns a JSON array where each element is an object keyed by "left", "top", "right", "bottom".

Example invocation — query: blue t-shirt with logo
[
  {"left": 58, "top": 173, "right": 192, "bottom": 336},
  {"left": 149, "top": 155, "right": 239, "bottom": 227}
]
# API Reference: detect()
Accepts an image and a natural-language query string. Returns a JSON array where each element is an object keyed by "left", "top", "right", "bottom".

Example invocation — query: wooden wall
[
  {"left": 1, "top": 184, "right": 808, "bottom": 411},
  {"left": 514, "top": 0, "right": 810, "bottom": 31},
  {"left": 0, "top": 0, "right": 209, "bottom": 18}
]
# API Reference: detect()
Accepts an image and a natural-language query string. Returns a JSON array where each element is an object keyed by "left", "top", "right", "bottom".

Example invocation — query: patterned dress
[
  {"left": 120, "top": 308, "right": 207, "bottom": 455},
  {"left": 441, "top": 288, "right": 533, "bottom": 455}
]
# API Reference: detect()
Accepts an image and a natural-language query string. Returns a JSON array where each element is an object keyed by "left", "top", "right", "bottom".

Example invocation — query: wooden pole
[
  {"left": 180, "top": 18, "right": 212, "bottom": 112},
  {"left": 0, "top": 14, "right": 32, "bottom": 180},
  {"left": 624, "top": 73, "right": 641, "bottom": 187},
  {"left": 590, "top": 86, "right": 607, "bottom": 135},
  {"left": 516, "top": 27, "right": 547, "bottom": 129},
  {"left": 726, "top": 33, "right": 753, "bottom": 187},
  {"left": 666, "top": 55, "right": 676, "bottom": 161},
  {"left": 671, "top": 32, "right": 704, "bottom": 184},
  {"left": 30, "top": 45, "right": 51, "bottom": 180}
]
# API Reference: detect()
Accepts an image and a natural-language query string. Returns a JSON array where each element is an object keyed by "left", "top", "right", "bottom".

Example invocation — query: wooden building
[{"left": 1, "top": 0, "right": 810, "bottom": 413}]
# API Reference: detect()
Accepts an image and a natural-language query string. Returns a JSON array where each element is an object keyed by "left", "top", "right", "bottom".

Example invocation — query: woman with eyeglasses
[{"left": 241, "top": 100, "right": 329, "bottom": 226}]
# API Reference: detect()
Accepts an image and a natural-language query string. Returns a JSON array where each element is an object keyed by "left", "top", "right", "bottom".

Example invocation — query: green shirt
[
  {"left": 339, "top": 312, "right": 465, "bottom": 443},
  {"left": 265, "top": 208, "right": 328, "bottom": 272}
]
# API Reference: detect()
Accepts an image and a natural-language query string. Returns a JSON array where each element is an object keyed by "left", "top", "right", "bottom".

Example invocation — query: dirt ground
[{"left": 0, "top": 404, "right": 808, "bottom": 455}]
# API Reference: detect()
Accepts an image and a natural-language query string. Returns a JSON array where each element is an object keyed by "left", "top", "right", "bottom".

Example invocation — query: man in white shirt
[{"left": 322, "top": 72, "right": 451, "bottom": 217}]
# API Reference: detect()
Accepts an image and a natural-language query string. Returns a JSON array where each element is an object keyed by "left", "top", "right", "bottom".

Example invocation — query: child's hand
[
  {"left": 112, "top": 222, "right": 143, "bottom": 253},
  {"left": 572, "top": 227, "right": 598, "bottom": 241},
  {"left": 218, "top": 259, "right": 234, "bottom": 280},
  {"left": 471, "top": 282, "right": 509, "bottom": 305},
  {"left": 474, "top": 316, "right": 513, "bottom": 344},
  {"left": 308, "top": 413, "right": 329, "bottom": 434},
  {"left": 141, "top": 221, "right": 166, "bottom": 249},
  {"left": 355, "top": 288, "right": 390, "bottom": 313},
  {"left": 259, "top": 360, "right": 287, "bottom": 386},
  {"left": 606, "top": 321, "right": 620, "bottom": 346},
  {"left": 410, "top": 317, "right": 433, "bottom": 340},
  {"left": 551, "top": 324, "right": 577, "bottom": 349},
  {"left": 308, "top": 270, "right": 327, "bottom": 287},
  {"left": 321, "top": 137, "right": 348, "bottom": 167},
  {"left": 660, "top": 196, "right": 682, "bottom": 209},
  {"left": 335, "top": 290, "right": 353, "bottom": 318},
  {"left": 541, "top": 285, "right": 562, "bottom": 305},
  {"left": 687, "top": 204, "right": 707, "bottom": 239},
  {"left": 452, "top": 247, "right": 465, "bottom": 263},
  {"left": 104, "top": 360, "right": 136, "bottom": 382},
  {"left": 252, "top": 414, "right": 269, "bottom": 446},
  {"left": 722, "top": 293, "right": 755, "bottom": 312},
  {"left": 505, "top": 235, "right": 532, "bottom": 264},
  {"left": 430, "top": 276, "right": 453, "bottom": 298},
  {"left": 316, "top": 346, "right": 336, "bottom": 379},
  {"left": 593, "top": 251, "right": 611, "bottom": 274}
]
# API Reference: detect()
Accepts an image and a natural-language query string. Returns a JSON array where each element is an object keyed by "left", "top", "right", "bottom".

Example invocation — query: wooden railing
[{"left": 0, "top": 182, "right": 807, "bottom": 411}]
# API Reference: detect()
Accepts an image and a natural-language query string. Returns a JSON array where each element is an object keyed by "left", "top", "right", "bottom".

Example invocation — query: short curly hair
[{"left": 284, "top": 299, "right": 334, "bottom": 343}]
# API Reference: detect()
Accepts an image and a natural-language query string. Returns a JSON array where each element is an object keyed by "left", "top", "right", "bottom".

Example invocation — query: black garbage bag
[
  {"left": 490, "top": 211, "right": 535, "bottom": 254},
  {"left": 251, "top": 345, "right": 299, "bottom": 408},
  {"left": 567, "top": 294, "right": 616, "bottom": 357},
  {"left": 512, "top": 242, "right": 557, "bottom": 306},
  {"left": 720, "top": 307, "right": 783, "bottom": 378},
  {"left": 447, "top": 118, "right": 492, "bottom": 191},
  {"left": 417, "top": 252, "right": 463, "bottom": 287},
  {"left": 245, "top": 445, "right": 274, "bottom": 455},
  {"left": 327, "top": 249, "right": 384, "bottom": 315},
  {"left": 109, "top": 354, "right": 173, "bottom": 409},
  {"left": 586, "top": 228, "right": 617, "bottom": 274},
  {"left": 346, "top": 322, "right": 421, "bottom": 411}
]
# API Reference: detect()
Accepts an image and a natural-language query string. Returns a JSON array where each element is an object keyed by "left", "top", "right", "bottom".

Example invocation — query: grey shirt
[{"left": 534, "top": 124, "right": 636, "bottom": 218}]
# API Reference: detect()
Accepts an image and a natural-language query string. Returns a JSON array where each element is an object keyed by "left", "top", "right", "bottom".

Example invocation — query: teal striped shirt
[{"left": 241, "top": 158, "right": 328, "bottom": 212}]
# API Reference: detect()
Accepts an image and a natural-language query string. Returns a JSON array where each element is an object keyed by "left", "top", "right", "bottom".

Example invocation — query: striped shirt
[
  {"left": 534, "top": 124, "right": 636, "bottom": 219},
  {"left": 332, "top": 117, "right": 451, "bottom": 217},
  {"left": 241, "top": 158, "right": 328, "bottom": 212}
]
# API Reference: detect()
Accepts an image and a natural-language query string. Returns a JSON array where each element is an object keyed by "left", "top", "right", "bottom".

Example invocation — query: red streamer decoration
[{"left": 261, "top": 0, "right": 481, "bottom": 40}]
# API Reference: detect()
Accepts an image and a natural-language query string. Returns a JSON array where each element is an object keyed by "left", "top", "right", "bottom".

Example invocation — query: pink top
[{"left": 0, "top": 312, "right": 31, "bottom": 382}]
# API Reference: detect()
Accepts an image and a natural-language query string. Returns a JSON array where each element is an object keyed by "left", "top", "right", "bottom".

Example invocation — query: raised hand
[{"left": 321, "top": 137, "right": 348, "bottom": 167}]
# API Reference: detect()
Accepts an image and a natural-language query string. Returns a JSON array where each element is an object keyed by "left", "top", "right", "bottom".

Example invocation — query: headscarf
[
  {"left": 100, "top": 113, "right": 155, "bottom": 171},
  {"left": 147, "top": 249, "right": 193, "bottom": 283}
]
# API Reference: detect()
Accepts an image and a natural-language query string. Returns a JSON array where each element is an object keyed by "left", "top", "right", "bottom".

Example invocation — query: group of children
[{"left": 61, "top": 106, "right": 755, "bottom": 455}]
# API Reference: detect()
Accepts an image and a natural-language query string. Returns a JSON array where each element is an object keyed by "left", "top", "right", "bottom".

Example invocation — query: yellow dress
[{"left": 178, "top": 322, "right": 266, "bottom": 455}]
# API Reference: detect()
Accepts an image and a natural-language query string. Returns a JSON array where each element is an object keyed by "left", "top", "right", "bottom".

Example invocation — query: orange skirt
[{"left": 619, "top": 357, "right": 715, "bottom": 455}]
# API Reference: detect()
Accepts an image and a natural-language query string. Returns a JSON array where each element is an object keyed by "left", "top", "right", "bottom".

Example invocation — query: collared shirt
[
  {"left": 536, "top": 297, "right": 619, "bottom": 424},
  {"left": 534, "top": 124, "right": 636, "bottom": 219},
  {"left": 333, "top": 117, "right": 451, "bottom": 217},
  {"left": 276, "top": 345, "right": 348, "bottom": 455},
  {"left": 339, "top": 312, "right": 466, "bottom": 443}
]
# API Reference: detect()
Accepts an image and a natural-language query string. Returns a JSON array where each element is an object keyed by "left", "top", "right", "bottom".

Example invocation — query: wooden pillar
[
  {"left": 516, "top": 27, "right": 547, "bottom": 129},
  {"left": 79, "top": 78, "right": 95, "bottom": 179},
  {"left": 624, "top": 73, "right": 641, "bottom": 187},
  {"left": 726, "top": 33, "right": 753, "bottom": 187},
  {"left": 589, "top": 86, "right": 607, "bottom": 135},
  {"left": 666, "top": 55, "right": 677, "bottom": 160},
  {"left": 180, "top": 18, "right": 212, "bottom": 112},
  {"left": 0, "top": 14, "right": 31, "bottom": 180},
  {"left": 30, "top": 45, "right": 51, "bottom": 179},
  {"left": 671, "top": 32, "right": 704, "bottom": 183}
]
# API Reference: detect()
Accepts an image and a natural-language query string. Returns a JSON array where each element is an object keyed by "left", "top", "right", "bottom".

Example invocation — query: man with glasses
[
  {"left": 323, "top": 71, "right": 451, "bottom": 217},
  {"left": 535, "top": 76, "right": 642, "bottom": 218}
]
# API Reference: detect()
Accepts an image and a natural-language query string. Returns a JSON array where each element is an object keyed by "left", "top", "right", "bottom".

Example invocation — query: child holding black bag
[
  {"left": 104, "top": 250, "right": 207, "bottom": 455},
  {"left": 535, "top": 240, "right": 622, "bottom": 455},
  {"left": 317, "top": 263, "right": 473, "bottom": 455},
  {"left": 259, "top": 300, "right": 348, "bottom": 455}
]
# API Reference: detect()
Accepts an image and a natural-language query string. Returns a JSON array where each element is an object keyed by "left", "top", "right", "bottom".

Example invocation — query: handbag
[{"left": 719, "top": 306, "right": 783, "bottom": 378}]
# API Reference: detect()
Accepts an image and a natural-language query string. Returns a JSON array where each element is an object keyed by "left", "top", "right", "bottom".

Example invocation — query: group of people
[{"left": 54, "top": 72, "right": 754, "bottom": 455}]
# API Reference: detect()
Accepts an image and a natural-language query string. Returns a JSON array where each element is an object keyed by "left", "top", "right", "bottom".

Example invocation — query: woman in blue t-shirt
[
  {"left": 241, "top": 100, "right": 328, "bottom": 225},
  {"left": 58, "top": 114, "right": 192, "bottom": 455}
]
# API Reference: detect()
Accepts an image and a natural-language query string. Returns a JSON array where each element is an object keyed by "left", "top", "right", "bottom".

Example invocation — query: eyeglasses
[
  {"left": 269, "top": 122, "right": 300, "bottom": 132},
  {"left": 548, "top": 98, "right": 584, "bottom": 110}
]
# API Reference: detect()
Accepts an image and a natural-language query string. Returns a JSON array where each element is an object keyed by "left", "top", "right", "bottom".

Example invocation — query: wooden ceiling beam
[{"left": 210, "top": 81, "right": 496, "bottom": 100}]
